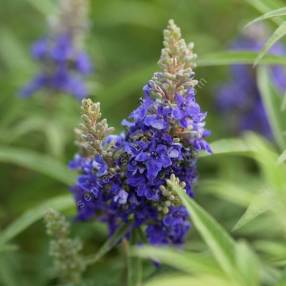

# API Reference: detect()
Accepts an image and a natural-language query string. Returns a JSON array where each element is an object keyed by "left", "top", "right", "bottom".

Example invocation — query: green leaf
[
  {"left": 133, "top": 246, "right": 221, "bottom": 276},
  {"left": 245, "top": 0, "right": 284, "bottom": 25},
  {"left": 233, "top": 191, "right": 272, "bottom": 231},
  {"left": 0, "top": 117, "right": 47, "bottom": 144},
  {"left": 257, "top": 67, "right": 286, "bottom": 149},
  {"left": 244, "top": 134, "right": 286, "bottom": 204},
  {"left": 85, "top": 224, "right": 130, "bottom": 266},
  {"left": 245, "top": 7, "right": 286, "bottom": 27},
  {"left": 169, "top": 181, "right": 237, "bottom": 278},
  {"left": 197, "top": 51, "right": 286, "bottom": 66},
  {"left": 235, "top": 241, "right": 260, "bottom": 286},
  {"left": 127, "top": 231, "right": 143, "bottom": 286},
  {"left": 145, "top": 274, "right": 231, "bottom": 286},
  {"left": 0, "top": 146, "right": 76, "bottom": 185},
  {"left": 127, "top": 254, "right": 142, "bottom": 286},
  {"left": 233, "top": 134, "right": 286, "bottom": 230},
  {"left": 200, "top": 180, "right": 255, "bottom": 207},
  {"left": 0, "top": 195, "right": 74, "bottom": 246},
  {"left": 254, "top": 240, "right": 286, "bottom": 262},
  {"left": 244, "top": 134, "right": 281, "bottom": 176},
  {"left": 278, "top": 149, "right": 286, "bottom": 164},
  {"left": 199, "top": 138, "right": 253, "bottom": 158},
  {"left": 255, "top": 22, "right": 286, "bottom": 65}
]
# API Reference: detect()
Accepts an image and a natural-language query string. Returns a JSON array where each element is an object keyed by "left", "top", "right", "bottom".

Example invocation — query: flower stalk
[{"left": 44, "top": 209, "right": 86, "bottom": 285}]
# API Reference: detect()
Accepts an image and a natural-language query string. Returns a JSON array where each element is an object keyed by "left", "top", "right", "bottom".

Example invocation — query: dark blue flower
[{"left": 135, "top": 144, "right": 171, "bottom": 180}]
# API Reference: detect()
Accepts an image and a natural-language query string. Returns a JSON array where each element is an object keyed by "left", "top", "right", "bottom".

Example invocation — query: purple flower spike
[
  {"left": 69, "top": 20, "right": 211, "bottom": 247},
  {"left": 21, "top": 0, "right": 92, "bottom": 100}
]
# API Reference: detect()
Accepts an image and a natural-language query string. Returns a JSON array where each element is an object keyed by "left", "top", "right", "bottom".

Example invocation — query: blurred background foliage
[{"left": 0, "top": 0, "right": 286, "bottom": 285}]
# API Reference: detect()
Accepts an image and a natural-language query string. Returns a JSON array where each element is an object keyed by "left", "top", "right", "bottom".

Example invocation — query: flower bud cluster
[
  {"left": 45, "top": 209, "right": 86, "bottom": 284},
  {"left": 75, "top": 99, "right": 115, "bottom": 157}
]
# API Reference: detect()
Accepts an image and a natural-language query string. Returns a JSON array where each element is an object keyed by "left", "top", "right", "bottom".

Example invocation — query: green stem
[
  {"left": 84, "top": 224, "right": 130, "bottom": 266},
  {"left": 127, "top": 230, "right": 143, "bottom": 286}
]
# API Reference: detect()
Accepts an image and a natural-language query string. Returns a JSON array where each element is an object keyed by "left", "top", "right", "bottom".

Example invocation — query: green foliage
[
  {"left": 257, "top": 67, "right": 286, "bottom": 149},
  {"left": 255, "top": 22, "right": 286, "bottom": 65},
  {"left": 85, "top": 224, "right": 130, "bottom": 266},
  {"left": 133, "top": 246, "right": 221, "bottom": 276},
  {"left": 0, "top": 146, "right": 76, "bottom": 185},
  {"left": 245, "top": 0, "right": 286, "bottom": 65},
  {"left": 168, "top": 177, "right": 238, "bottom": 280},
  {"left": 245, "top": 7, "right": 286, "bottom": 27},
  {"left": 1, "top": 1, "right": 286, "bottom": 285},
  {"left": 198, "top": 51, "right": 286, "bottom": 66},
  {"left": 0, "top": 195, "right": 74, "bottom": 247},
  {"left": 245, "top": 0, "right": 285, "bottom": 25}
]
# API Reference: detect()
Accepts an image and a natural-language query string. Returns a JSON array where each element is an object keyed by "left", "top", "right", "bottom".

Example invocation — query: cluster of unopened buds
[
  {"left": 69, "top": 20, "right": 211, "bottom": 246},
  {"left": 45, "top": 209, "right": 86, "bottom": 284}
]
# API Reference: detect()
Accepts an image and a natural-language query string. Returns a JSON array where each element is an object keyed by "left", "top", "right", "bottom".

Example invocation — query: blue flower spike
[{"left": 69, "top": 20, "right": 211, "bottom": 246}]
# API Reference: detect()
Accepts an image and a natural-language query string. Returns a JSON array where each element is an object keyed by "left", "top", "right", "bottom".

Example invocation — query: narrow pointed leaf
[
  {"left": 0, "top": 195, "right": 74, "bottom": 245},
  {"left": 146, "top": 275, "right": 231, "bottom": 286},
  {"left": 255, "top": 22, "right": 286, "bottom": 65},
  {"left": 254, "top": 240, "right": 286, "bottom": 261},
  {"left": 257, "top": 67, "right": 286, "bottom": 149},
  {"left": 133, "top": 246, "right": 221, "bottom": 275},
  {"left": 245, "top": 0, "right": 284, "bottom": 25},
  {"left": 233, "top": 191, "right": 272, "bottom": 231},
  {"left": 245, "top": 7, "right": 286, "bottom": 28},
  {"left": 235, "top": 241, "right": 260, "bottom": 286},
  {"left": 169, "top": 182, "right": 237, "bottom": 278},
  {"left": 200, "top": 180, "right": 255, "bottom": 207},
  {"left": 0, "top": 147, "right": 76, "bottom": 185},
  {"left": 197, "top": 51, "right": 286, "bottom": 66},
  {"left": 199, "top": 138, "right": 253, "bottom": 158}
]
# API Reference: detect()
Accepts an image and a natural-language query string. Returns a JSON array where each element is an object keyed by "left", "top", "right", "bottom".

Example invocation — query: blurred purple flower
[
  {"left": 217, "top": 28, "right": 286, "bottom": 138},
  {"left": 21, "top": 34, "right": 92, "bottom": 100}
]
